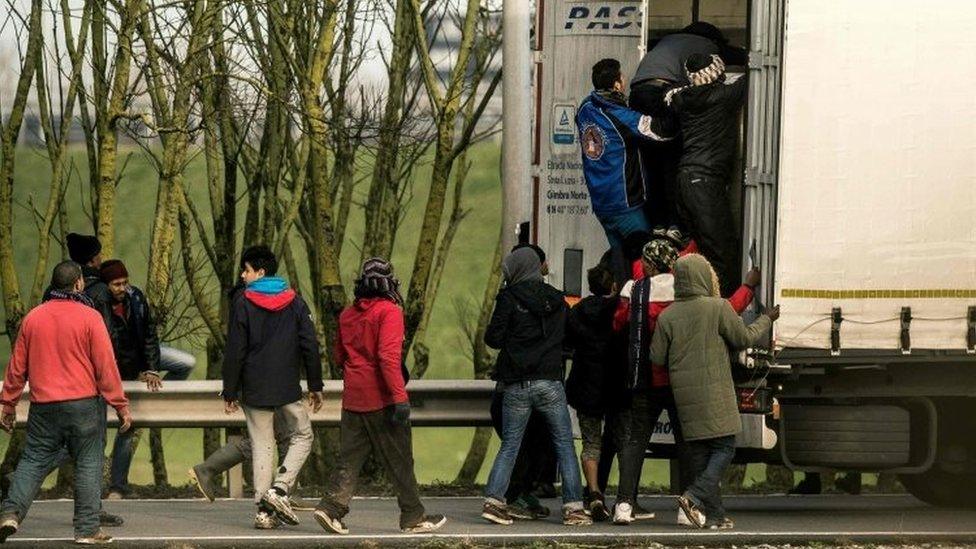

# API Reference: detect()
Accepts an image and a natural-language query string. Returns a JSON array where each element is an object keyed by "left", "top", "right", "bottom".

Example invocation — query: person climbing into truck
[
  {"left": 611, "top": 239, "right": 759, "bottom": 525},
  {"left": 650, "top": 254, "right": 778, "bottom": 530},
  {"left": 665, "top": 53, "right": 748, "bottom": 297},
  {"left": 577, "top": 58, "right": 676, "bottom": 250},
  {"left": 629, "top": 22, "right": 747, "bottom": 241}
]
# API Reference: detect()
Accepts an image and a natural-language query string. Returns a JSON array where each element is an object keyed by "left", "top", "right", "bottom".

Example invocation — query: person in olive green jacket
[{"left": 650, "top": 254, "right": 779, "bottom": 529}]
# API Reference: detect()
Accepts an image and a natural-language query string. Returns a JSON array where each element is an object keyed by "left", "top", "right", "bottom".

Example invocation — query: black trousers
[
  {"left": 615, "top": 388, "right": 688, "bottom": 504},
  {"left": 490, "top": 392, "right": 556, "bottom": 501},
  {"left": 630, "top": 81, "right": 683, "bottom": 231},
  {"left": 318, "top": 408, "right": 425, "bottom": 528},
  {"left": 676, "top": 170, "right": 742, "bottom": 297}
]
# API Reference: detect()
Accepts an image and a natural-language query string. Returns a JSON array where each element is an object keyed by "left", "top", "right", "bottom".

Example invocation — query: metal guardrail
[
  {"left": 3, "top": 379, "right": 496, "bottom": 498},
  {"left": 3, "top": 379, "right": 497, "bottom": 427}
]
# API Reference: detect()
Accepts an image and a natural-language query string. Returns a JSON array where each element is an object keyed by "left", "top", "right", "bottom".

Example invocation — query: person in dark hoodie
[
  {"left": 665, "top": 53, "right": 748, "bottom": 297},
  {"left": 222, "top": 245, "right": 323, "bottom": 529},
  {"left": 41, "top": 233, "right": 111, "bottom": 321},
  {"left": 650, "top": 254, "right": 777, "bottom": 529},
  {"left": 481, "top": 248, "right": 591, "bottom": 527},
  {"left": 576, "top": 58, "right": 676, "bottom": 249},
  {"left": 190, "top": 280, "right": 314, "bottom": 512},
  {"left": 565, "top": 262, "right": 624, "bottom": 522},
  {"left": 313, "top": 258, "right": 446, "bottom": 535},
  {"left": 629, "top": 22, "right": 747, "bottom": 237}
]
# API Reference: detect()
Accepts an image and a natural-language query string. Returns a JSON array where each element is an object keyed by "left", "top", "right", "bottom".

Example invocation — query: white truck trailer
[{"left": 502, "top": 0, "right": 976, "bottom": 506}]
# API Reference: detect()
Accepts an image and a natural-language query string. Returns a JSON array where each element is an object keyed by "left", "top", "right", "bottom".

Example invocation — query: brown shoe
[{"left": 75, "top": 529, "right": 113, "bottom": 544}]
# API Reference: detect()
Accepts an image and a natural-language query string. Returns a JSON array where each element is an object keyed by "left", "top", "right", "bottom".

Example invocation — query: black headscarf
[{"left": 354, "top": 257, "right": 403, "bottom": 306}]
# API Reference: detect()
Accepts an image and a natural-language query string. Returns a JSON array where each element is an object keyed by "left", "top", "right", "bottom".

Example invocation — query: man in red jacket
[
  {"left": 0, "top": 261, "right": 131, "bottom": 544},
  {"left": 611, "top": 239, "right": 758, "bottom": 524},
  {"left": 314, "top": 258, "right": 445, "bottom": 535}
]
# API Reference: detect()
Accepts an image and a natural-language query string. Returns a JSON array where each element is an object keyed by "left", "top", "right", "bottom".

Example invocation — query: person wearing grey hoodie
[
  {"left": 481, "top": 248, "right": 592, "bottom": 527},
  {"left": 650, "top": 254, "right": 778, "bottom": 529}
]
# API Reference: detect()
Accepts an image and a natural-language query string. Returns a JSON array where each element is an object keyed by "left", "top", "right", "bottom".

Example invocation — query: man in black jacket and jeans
[
  {"left": 98, "top": 259, "right": 168, "bottom": 499},
  {"left": 481, "top": 248, "right": 591, "bottom": 527},
  {"left": 222, "top": 245, "right": 324, "bottom": 529},
  {"left": 665, "top": 53, "right": 748, "bottom": 297}
]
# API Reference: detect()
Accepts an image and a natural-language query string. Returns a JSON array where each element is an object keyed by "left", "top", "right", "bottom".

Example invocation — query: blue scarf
[{"left": 247, "top": 276, "right": 288, "bottom": 295}]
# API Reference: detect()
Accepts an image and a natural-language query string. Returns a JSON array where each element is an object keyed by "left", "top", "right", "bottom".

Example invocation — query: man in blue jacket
[{"left": 576, "top": 58, "right": 675, "bottom": 250}]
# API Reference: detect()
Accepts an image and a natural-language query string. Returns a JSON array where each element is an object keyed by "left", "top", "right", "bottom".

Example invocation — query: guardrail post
[{"left": 227, "top": 432, "right": 244, "bottom": 499}]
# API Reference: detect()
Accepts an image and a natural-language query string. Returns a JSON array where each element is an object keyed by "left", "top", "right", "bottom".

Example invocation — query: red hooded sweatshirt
[
  {"left": 334, "top": 298, "right": 408, "bottom": 412},
  {"left": 1, "top": 299, "right": 129, "bottom": 415}
]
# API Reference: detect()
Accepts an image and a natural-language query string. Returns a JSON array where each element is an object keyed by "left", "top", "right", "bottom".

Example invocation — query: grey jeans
[{"left": 243, "top": 400, "right": 313, "bottom": 502}]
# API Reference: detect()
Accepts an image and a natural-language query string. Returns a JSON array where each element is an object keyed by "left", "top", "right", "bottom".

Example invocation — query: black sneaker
[
  {"left": 261, "top": 488, "right": 299, "bottom": 526},
  {"left": 74, "top": 529, "right": 113, "bottom": 544},
  {"left": 402, "top": 514, "right": 447, "bottom": 533},
  {"left": 481, "top": 499, "right": 513, "bottom": 525},
  {"left": 676, "top": 495, "right": 706, "bottom": 528},
  {"left": 98, "top": 511, "right": 124, "bottom": 527},
  {"left": 588, "top": 496, "right": 610, "bottom": 522},
  {"left": 509, "top": 495, "right": 549, "bottom": 520},
  {"left": 0, "top": 513, "right": 17, "bottom": 543},
  {"left": 313, "top": 509, "right": 348, "bottom": 535}
]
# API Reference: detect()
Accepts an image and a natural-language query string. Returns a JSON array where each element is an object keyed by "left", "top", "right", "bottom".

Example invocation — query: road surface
[{"left": 7, "top": 494, "right": 976, "bottom": 547}]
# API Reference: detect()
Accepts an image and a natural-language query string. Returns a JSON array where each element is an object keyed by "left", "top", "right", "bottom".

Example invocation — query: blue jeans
[
  {"left": 684, "top": 434, "right": 736, "bottom": 522},
  {"left": 158, "top": 346, "right": 195, "bottom": 380},
  {"left": 596, "top": 209, "right": 651, "bottom": 248},
  {"left": 484, "top": 380, "right": 584, "bottom": 509},
  {"left": 1, "top": 397, "right": 105, "bottom": 537}
]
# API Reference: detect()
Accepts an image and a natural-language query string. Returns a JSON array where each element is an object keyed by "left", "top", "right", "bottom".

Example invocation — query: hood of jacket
[
  {"left": 673, "top": 254, "right": 720, "bottom": 300},
  {"left": 574, "top": 294, "right": 617, "bottom": 323},
  {"left": 245, "top": 276, "right": 296, "bottom": 311},
  {"left": 352, "top": 296, "right": 396, "bottom": 312},
  {"left": 507, "top": 280, "right": 565, "bottom": 317},
  {"left": 590, "top": 89, "right": 628, "bottom": 108}
]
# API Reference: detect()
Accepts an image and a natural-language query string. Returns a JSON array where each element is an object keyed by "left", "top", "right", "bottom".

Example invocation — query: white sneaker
[
  {"left": 253, "top": 511, "right": 280, "bottom": 530},
  {"left": 261, "top": 488, "right": 299, "bottom": 525},
  {"left": 613, "top": 502, "right": 634, "bottom": 525},
  {"left": 633, "top": 502, "right": 656, "bottom": 521},
  {"left": 677, "top": 509, "right": 693, "bottom": 526}
]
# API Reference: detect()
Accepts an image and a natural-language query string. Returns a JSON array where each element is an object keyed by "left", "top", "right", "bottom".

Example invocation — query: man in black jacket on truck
[
  {"left": 629, "top": 22, "right": 747, "bottom": 240},
  {"left": 665, "top": 53, "right": 748, "bottom": 297}
]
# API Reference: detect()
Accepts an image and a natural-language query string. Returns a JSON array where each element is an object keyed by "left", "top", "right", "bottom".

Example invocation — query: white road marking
[{"left": 8, "top": 531, "right": 976, "bottom": 543}]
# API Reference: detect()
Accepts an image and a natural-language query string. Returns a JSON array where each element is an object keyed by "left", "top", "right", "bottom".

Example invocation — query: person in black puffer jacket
[
  {"left": 482, "top": 248, "right": 591, "bottom": 527},
  {"left": 565, "top": 262, "right": 626, "bottom": 521},
  {"left": 665, "top": 53, "right": 748, "bottom": 297}
]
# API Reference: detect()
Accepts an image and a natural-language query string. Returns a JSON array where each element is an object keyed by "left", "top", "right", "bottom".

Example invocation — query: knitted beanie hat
[
  {"left": 355, "top": 257, "right": 403, "bottom": 305},
  {"left": 642, "top": 238, "right": 680, "bottom": 274},
  {"left": 685, "top": 53, "right": 725, "bottom": 86},
  {"left": 100, "top": 259, "right": 129, "bottom": 283},
  {"left": 66, "top": 233, "right": 102, "bottom": 265}
]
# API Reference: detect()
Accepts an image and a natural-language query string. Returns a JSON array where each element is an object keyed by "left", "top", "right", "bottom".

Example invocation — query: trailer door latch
[
  {"left": 830, "top": 307, "right": 843, "bottom": 356},
  {"left": 967, "top": 306, "right": 976, "bottom": 355},
  {"left": 900, "top": 307, "right": 912, "bottom": 355}
]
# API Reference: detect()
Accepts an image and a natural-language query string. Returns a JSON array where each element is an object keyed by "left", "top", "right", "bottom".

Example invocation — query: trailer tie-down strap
[
  {"left": 900, "top": 307, "right": 912, "bottom": 355},
  {"left": 830, "top": 307, "right": 843, "bottom": 356}
]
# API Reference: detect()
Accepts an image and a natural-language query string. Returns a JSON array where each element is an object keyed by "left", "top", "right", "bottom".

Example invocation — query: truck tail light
[{"left": 737, "top": 387, "right": 774, "bottom": 414}]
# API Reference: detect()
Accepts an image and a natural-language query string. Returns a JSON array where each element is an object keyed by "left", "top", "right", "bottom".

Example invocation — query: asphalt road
[{"left": 6, "top": 494, "right": 976, "bottom": 547}]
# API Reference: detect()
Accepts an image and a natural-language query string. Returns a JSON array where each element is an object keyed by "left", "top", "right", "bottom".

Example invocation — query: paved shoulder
[{"left": 9, "top": 495, "right": 976, "bottom": 547}]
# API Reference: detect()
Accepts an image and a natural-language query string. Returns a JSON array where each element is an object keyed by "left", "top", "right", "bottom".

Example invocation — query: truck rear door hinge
[
  {"left": 900, "top": 307, "right": 912, "bottom": 355},
  {"left": 967, "top": 306, "right": 976, "bottom": 354},
  {"left": 830, "top": 307, "right": 843, "bottom": 356}
]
